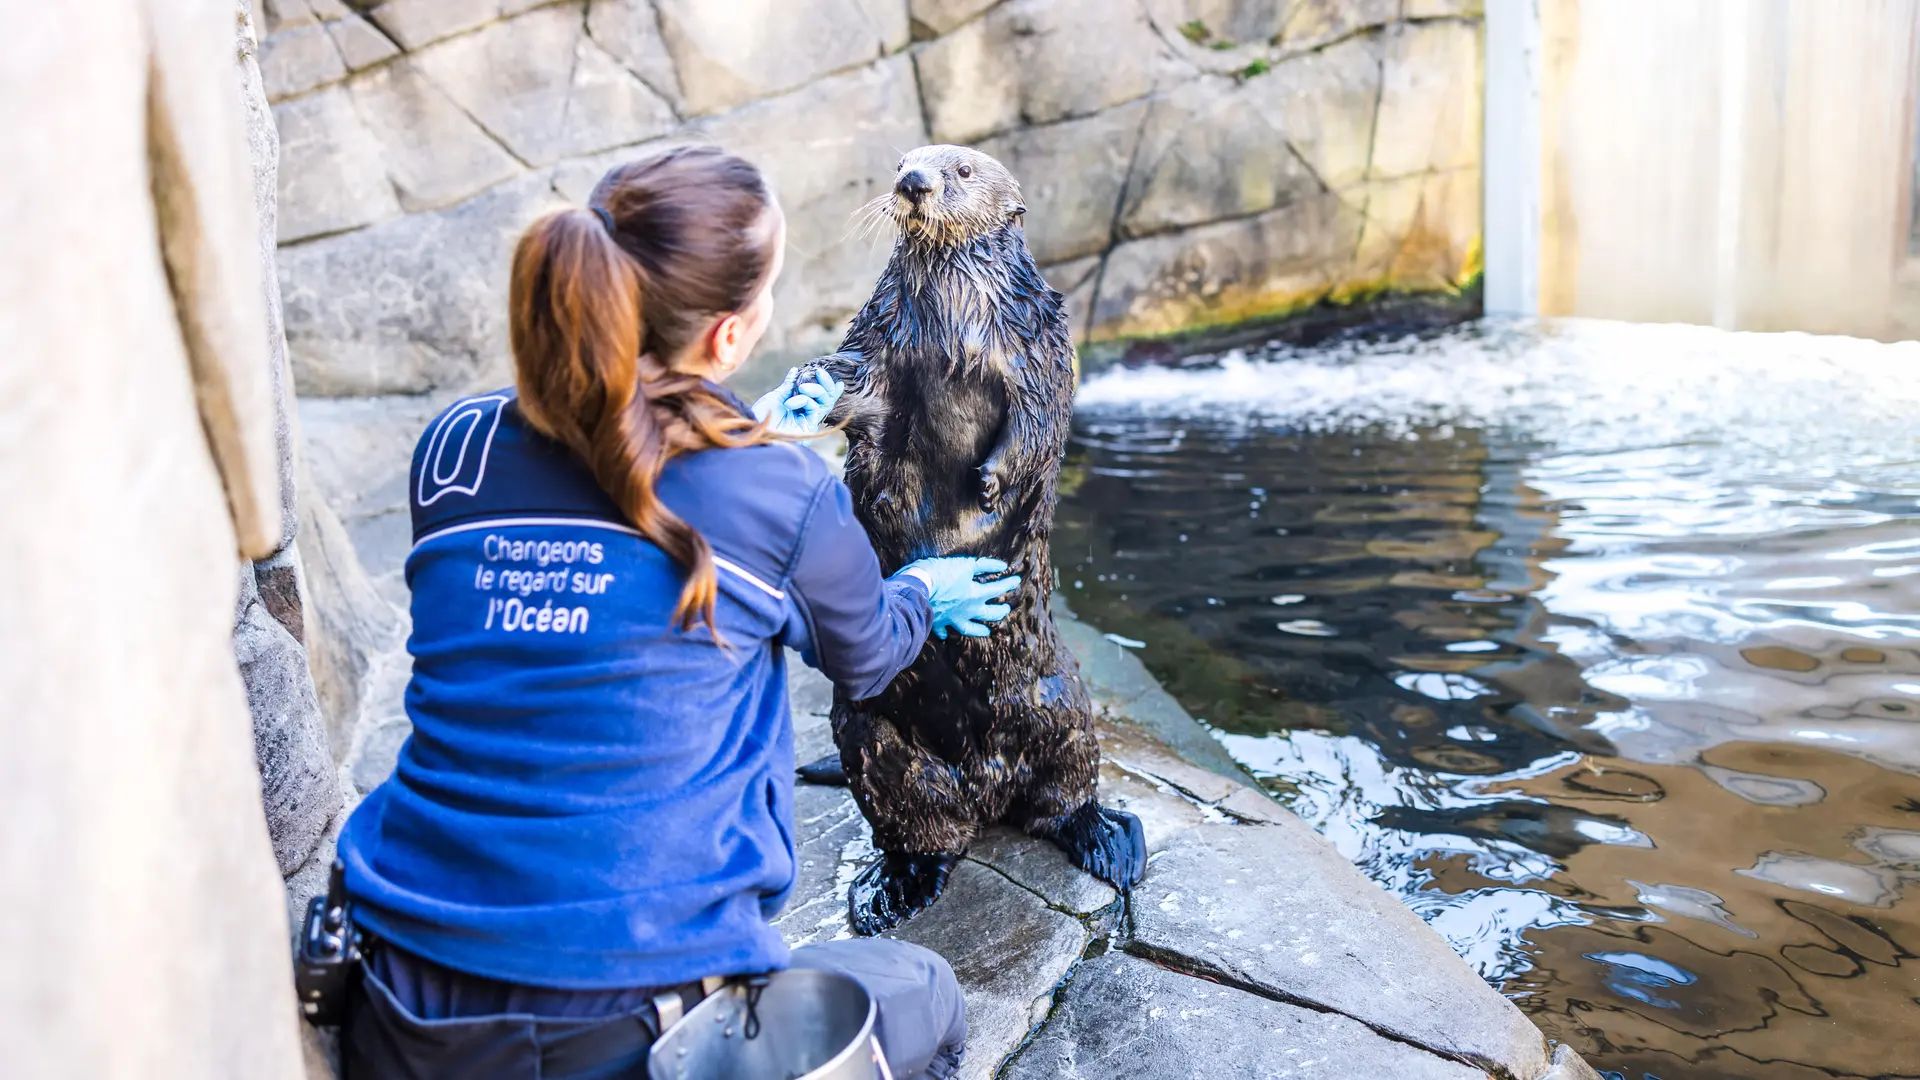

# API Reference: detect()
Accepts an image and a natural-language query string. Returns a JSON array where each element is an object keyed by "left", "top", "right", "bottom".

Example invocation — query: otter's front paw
[
  {"left": 978, "top": 465, "right": 1001, "bottom": 512},
  {"left": 1042, "top": 802, "right": 1148, "bottom": 890},
  {"left": 849, "top": 852, "right": 960, "bottom": 935}
]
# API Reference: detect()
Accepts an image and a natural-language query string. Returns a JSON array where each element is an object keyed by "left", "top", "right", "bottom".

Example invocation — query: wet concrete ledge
[{"left": 781, "top": 606, "right": 1602, "bottom": 1080}]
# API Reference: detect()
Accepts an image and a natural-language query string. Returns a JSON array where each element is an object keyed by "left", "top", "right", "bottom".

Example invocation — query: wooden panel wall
[{"left": 1538, "top": 0, "right": 1920, "bottom": 341}]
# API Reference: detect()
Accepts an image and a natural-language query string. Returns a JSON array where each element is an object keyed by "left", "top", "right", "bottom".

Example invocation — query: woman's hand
[
  {"left": 894, "top": 557, "right": 1021, "bottom": 639},
  {"left": 753, "top": 367, "right": 844, "bottom": 436}
]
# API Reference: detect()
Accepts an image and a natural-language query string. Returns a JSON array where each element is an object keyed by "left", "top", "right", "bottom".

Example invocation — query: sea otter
[{"left": 810, "top": 145, "right": 1147, "bottom": 935}]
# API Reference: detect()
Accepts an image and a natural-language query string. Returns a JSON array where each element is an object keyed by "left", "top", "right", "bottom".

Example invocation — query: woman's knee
[{"left": 788, "top": 938, "right": 967, "bottom": 1076}]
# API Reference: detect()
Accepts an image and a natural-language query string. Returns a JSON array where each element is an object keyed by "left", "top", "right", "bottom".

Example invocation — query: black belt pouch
[{"left": 347, "top": 964, "right": 657, "bottom": 1080}]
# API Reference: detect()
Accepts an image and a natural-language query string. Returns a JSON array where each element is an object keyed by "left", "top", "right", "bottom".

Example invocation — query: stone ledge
[
  {"left": 1128, "top": 821, "right": 1549, "bottom": 1080},
  {"left": 1003, "top": 952, "right": 1491, "bottom": 1080},
  {"left": 889, "top": 860, "right": 1090, "bottom": 1080},
  {"left": 1055, "top": 597, "right": 1256, "bottom": 785}
]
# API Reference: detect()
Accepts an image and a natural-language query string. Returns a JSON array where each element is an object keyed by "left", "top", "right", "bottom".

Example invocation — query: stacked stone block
[{"left": 262, "top": 0, "right": 1483, "bottom": 401}]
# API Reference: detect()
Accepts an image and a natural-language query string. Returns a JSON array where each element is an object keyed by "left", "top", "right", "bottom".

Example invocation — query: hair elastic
[{"left": 590, "top": 205, "right": 616, "bottom": 234}]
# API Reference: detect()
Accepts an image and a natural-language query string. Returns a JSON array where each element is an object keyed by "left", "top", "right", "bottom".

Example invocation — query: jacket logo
[{"left": 418, "top": 395, "right": 508, "bottom": 507}]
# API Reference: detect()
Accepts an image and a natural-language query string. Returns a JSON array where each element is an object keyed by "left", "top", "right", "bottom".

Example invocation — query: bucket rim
[{"left": 649, "top": 968, "right": 880, "bottom": 1080}]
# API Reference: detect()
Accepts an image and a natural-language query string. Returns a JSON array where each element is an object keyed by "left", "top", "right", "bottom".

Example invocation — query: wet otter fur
[{"left": 812, "top": 145, "right": 1146, "bottom": 935}]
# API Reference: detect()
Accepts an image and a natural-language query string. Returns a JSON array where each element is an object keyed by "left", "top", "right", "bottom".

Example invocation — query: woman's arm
[{"left": 782, "top": 477, "right": 931, "bottom": 700}]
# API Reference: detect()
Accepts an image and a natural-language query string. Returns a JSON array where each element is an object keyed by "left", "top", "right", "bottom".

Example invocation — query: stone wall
[{"left": 260, "top": 0, "right": 1482, "bottom": 400}]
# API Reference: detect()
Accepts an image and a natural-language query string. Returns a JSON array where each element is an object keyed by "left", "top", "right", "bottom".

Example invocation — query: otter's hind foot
[
  {"left": 849, "top": 852, "right": 960, "bottom": 936},
  {"left": 1043, "top": 803, "right": 1147, "bottom": 890},
  {"left": 796, "top": 752, "right": 848, "bottom": 786}
]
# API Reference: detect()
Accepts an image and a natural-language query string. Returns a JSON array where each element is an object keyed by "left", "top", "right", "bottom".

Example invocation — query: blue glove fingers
[
  {"left": 959, "top": 602, "right": 1011, "bottom": 630},
  {"left": 940, "top": 600, "right": 1012, "bottom": 639},
  {"left": 965, "top": 574, "right": 1021, "bottom": 601},
  {"left": 751, "top": 367, "right": 802, "bottom": 423},
  {"left": 970, "top": 558, "right": 1010, "bottom": 577}
]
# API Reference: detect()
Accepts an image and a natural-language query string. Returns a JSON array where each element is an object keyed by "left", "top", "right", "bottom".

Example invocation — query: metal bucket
[{"left": 647, "top": 969, "right": 891, "bottom": 1080}]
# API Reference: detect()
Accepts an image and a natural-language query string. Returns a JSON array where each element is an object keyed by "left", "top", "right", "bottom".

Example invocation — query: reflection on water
[{"left": 1057, "top": 320, "right": 1920, "bottom": 1080}]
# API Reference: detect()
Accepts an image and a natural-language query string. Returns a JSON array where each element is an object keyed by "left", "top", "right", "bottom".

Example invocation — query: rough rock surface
[
  {"left": 1095, "top": 192, "right": 1360, "bottom": 338},
  {"left": 916, "top": 0, "right": 1187, "bottom": 145},
  {"left": 1130, "top": 822, "right": 1550, "bottom": 1080},
  {"left": 361, "top": 0, "right": 530, "bottom": 52},
  {"left": 297, "top": 464, "right": 407, "bottom": 753},
  {"left": 297, "top": 394, "right": 444, "bottom": 603},
  {"left": 346, "top": 59, "right": 523, "bottom": 213},
  {"left": 292, "top": 393, "right": 431, "bottom": 754},
  {"left": 892, "top": 861, "right": 1092, "bottom": 1080},
  {"left": 279, "top": 173, "right": 563, "bottom": 397},
  {"left": 264, "top": 0, "right": 1483, "bottom": 399},
  {"left": 273, "top": 86, "right": 403, "bottom": 243},
  {"left": 976, "top": 101, "right": 1148, "bottom": 266},
  {"left": 235, "top": 566, "right": 344, "bottom": 876},
  {"left": 1540, "top": 1044, "right": 1604, "bottom": 1080},
  {"left": 655, "top": 0, "right": 894, "bottom": 116},
  {"left": 1003, "top": 953, "right": 1490, "bottom": 1080},
  {"left": 409, "top": 6, "right": 678, "bottom": 166},
  {"left": 909, "top": 0, "right": 1000, "bottom": 38},
  {"left": 693, "top": 54, "right": 928, "bottom": 387},
  {"left": 238, "top": 0, "right": 348, "bottom": 900},
  {"left": 1117, "top": 37, "right": 1383, "bottom": 239},
  {"left": 968, "top": 826, "right": 1118, "bottom": 915}
]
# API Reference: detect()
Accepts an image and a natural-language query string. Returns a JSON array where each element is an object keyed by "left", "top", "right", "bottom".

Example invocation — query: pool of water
[{"left": 1055, "top": 319, "right": 1920, "bottom": 1080}]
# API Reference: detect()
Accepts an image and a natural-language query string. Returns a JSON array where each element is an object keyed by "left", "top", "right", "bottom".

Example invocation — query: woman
[{"left": 336, "top": 146, "right": 1010, "bottom": 1079}]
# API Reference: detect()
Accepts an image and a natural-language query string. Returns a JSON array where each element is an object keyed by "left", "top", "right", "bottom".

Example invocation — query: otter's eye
[{"left": 957, "top": 164, "right": 972, "bottom": 179}]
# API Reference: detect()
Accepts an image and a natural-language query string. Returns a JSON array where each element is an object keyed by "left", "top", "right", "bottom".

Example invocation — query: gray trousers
[{"left": 346, "top": 937, "right": 966, "bottom": 1080}]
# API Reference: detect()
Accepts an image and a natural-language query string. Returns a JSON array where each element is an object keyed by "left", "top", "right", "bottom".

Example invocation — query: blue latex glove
[
  {"left": 895, "top": 557, "right": 1021, "bottom": 639},
  {"left": 752, "top": 366, "right": 844, "bottom": 436}
]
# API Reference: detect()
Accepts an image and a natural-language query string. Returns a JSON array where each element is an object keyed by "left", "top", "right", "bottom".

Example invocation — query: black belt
[
  {"left": 356, "top": 931, "right": 729, "bottom": 1037},
  {"left": 300, "top": 859, "right": 732, "bottom": 1038}
]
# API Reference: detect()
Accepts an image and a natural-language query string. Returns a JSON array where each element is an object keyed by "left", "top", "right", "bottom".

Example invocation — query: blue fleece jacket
[{"left": 335, "top": 388, "right": 931, "bottom": 990}]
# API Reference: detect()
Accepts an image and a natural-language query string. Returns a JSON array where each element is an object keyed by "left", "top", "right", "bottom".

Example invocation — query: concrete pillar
[
  {"left": 1484, "top": 0, "right": 1542, "bottom": 316},
  {"left": 0, "top": 0, "right": 307, "bottom": 1075}
]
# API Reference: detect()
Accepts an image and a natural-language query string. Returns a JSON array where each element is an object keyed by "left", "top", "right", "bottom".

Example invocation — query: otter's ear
[{"left": 1006, "top": 201, "right": 1028, "bottom": 220}]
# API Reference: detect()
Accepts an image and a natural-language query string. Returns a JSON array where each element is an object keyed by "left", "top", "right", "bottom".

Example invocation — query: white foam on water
[{"left": 1077, "top": 318, "right": 1920, "bottom": 491}]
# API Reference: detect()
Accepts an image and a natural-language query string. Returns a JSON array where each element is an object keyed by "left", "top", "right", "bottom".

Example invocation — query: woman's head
[
  {"left": 508, "top": 146, "right": 785, "bottom": 633},
  {"left": 589, "top": 148, "right": 785, "bottom": 375}
]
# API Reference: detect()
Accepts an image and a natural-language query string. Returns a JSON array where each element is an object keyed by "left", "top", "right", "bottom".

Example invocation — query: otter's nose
[{"left": 896, "top": 169, "right": 933, "bottom": 202}]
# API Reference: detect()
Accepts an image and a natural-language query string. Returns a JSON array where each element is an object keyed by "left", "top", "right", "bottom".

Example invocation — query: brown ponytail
[{"left": 508, "top": 146, "right": 783, "bottom": 634}]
